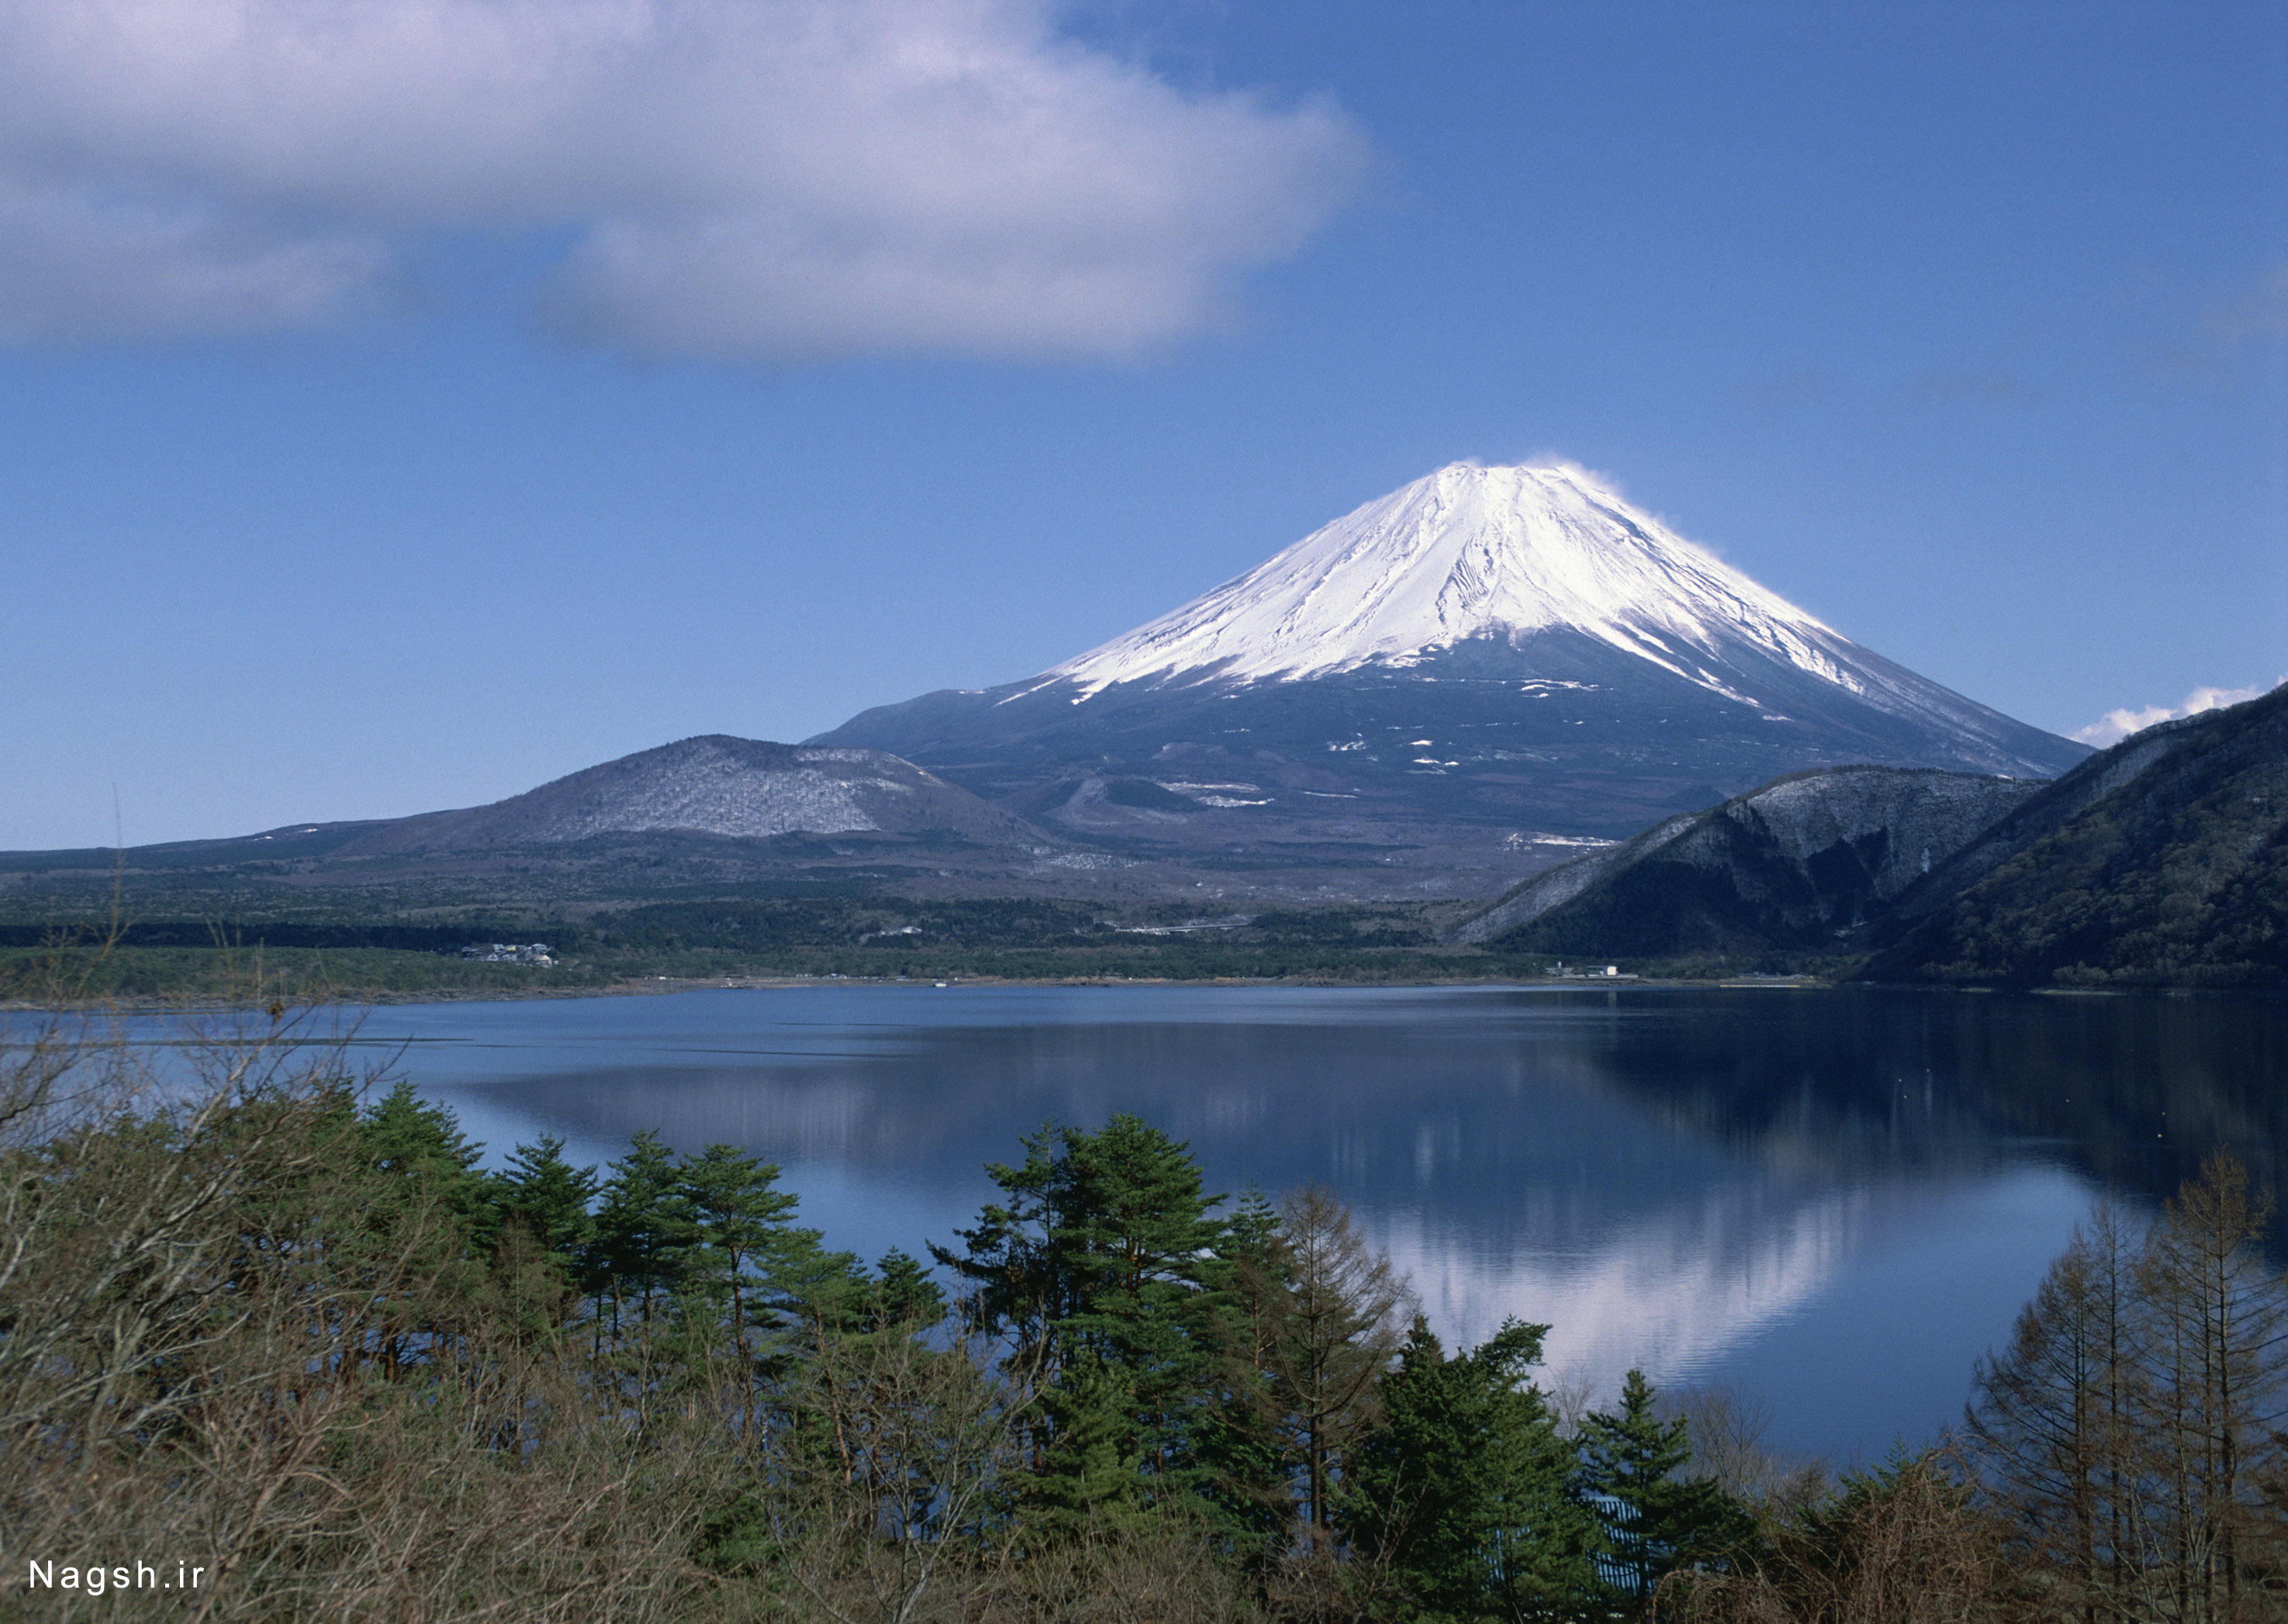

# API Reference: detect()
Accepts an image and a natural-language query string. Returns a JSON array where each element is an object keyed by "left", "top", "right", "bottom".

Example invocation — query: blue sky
[{"left": 2, "top": 0, "right": 2283, "bottom": 850}]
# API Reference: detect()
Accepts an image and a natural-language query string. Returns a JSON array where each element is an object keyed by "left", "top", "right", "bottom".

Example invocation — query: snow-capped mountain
[
  {"left": 814, "top": 462, "right": 2088, "bottom": 841},
  {"left": 1040, "top": 463, "right": 1860, "bottom": 701}
]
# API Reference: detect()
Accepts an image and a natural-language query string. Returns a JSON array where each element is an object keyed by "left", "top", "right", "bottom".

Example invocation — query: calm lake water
[{"left": 233, "top": 984, "right": 2288, "bottom": 1463}]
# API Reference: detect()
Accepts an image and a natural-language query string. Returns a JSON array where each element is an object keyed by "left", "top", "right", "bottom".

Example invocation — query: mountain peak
[
  {"left": 1034, "top": 460, "right": 1855, "bottom": 704},
  {"left": 813, "top": 460, "right": 2088, "bottom": 843}
]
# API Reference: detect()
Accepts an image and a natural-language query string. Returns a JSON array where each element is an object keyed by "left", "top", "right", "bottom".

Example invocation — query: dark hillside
[
  {"left": 1858, "top": 684, "right": 2287, "bottom": 988},
  {"left": 1454, "top": 765, "right": 2041, "bottom": 957}
]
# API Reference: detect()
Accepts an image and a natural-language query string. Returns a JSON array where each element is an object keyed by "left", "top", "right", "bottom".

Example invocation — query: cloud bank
[
  {"left": 2072, "top": 677, "right": 2285, "bottom": 748},
  {"left": 0, "top": 1, "right": 1367, "bottom": 359}
]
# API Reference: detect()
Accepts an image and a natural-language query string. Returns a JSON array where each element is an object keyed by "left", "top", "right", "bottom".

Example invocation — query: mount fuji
[{"left": 814, "top": 463, "right": 2087, "bottom": 848}]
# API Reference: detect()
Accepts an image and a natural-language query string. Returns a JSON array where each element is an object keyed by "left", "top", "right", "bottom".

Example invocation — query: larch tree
[
  {"left": 1967, "top": 1200, "right": 2151, "bottom": 1622},
  {"left": 2135, "top": 1152, "right": 2288, "bottom": 1622},
  {"left": 1264, "top": 1183, "right": 1413, "bottom": 1542}
]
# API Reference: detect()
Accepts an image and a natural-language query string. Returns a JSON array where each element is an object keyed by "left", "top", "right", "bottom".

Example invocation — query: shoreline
[
  {"left": 0, "top": 970, "right": 1839, "bottom": 1014},
  {"left": 13, "top": 973, "right": 2272, "bottom": 1014}
]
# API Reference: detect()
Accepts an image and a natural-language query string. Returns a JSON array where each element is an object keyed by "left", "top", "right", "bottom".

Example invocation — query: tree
[
  {"left": 1969, "top": 1157, "right": 2288, "bottom": 1623},
  {"left": 1966, "top": 1201, "right": 2149, "bottom": 1622},
  {"left": 870, "top": 1246, "right": 946, "bottom": 1331},
  {"left": 932, "top": 1114, "right": 1232, "bottom": 1515},
  {"left": 353, "top": 1080, "right": 496, "bottom": 1369},
  {"left": 359, "top": 1079, "right": 491, "bottom": 1238},
  {"left": 1665, "top": 1449, "right": 2010, "bottom": 1624},
  {"left": 2135, "top": 1152, "right": 2288, "bottom": 1621},
  {"left": 1195, "top": 1186, "right": 1294, "bottom": 1566},
  {"left": 1575, "top": 1368, "right": 1751, "bottom": 1611},
  {"left": 1027, "top": 1349, "right": 1153, "bottom": 1539},
  {"left": 1344, "top": 1316, "right": 1602, "bottom": 1622},
  {"left": 1263, "top": 1184, "right": 1413, "bottom": 1541},
  {"left": 594, "top": 1130, "right": 695, "bottom": 1328},
  {"left": 496, "top": 1132, "right": 599, "bottom": 1279},
  {"left": 677, "top": 1140, "right": 801, "bottom": 1354}
]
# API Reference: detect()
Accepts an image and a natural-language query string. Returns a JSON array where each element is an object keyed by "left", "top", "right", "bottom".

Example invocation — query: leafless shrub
[
  {"left": 1659, "top": 1448, "right": 2012, "bottom": 1624},
  {"left": 0, "top": 972, "right": 738, "bottom": 1622}
]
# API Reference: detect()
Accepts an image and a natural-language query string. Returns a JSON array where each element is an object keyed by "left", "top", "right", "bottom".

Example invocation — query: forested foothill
[{"left": 3, "top": 998, "right": 2285, "bottom": 1622}]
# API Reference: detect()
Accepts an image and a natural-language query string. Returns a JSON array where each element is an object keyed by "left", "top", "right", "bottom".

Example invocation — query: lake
[{"left": 287, "top": 983, "right": 2288, "bottom": 1464}]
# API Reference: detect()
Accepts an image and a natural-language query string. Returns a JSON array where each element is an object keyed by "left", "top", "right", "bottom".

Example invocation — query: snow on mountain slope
[
  {"left": 337, "top": 737, "right": 1032, "bottom": 853},
  {"left": 1033, "top": 462, "right": 1882, "bottom": 711},
  {"left": 814, "top": 460, "right": 2087, "bottom": 841}
]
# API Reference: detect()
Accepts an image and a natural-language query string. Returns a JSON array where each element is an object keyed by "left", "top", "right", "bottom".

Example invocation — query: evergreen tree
[
  {"left": 1344, "top": 1317, "right": 1601, "bottom": 1622},
  {"left": 497, "top": 1132, "right": 600, "bottom": 1278},
  {"left": 678, "top": 1141, "right": 801, "bottom": 1353},
  {"left": 1575, "top": 1368, "right": 1749, "bottom": 1610},
  {"left": 870, "top": 1247, "right": 948, "bottom": 1331},
  {"left": 1197, "top": 1186, "right": 1298, "bottom": 1565},
  {"left": 360, "top": 1080, "right": 482, "bottom": 1178},
  {"left": 932, "top": 1114, "right": 1233, "bottom": 1519},
  {"left": 594, "top": 1130, "right": 695, "bottom": 1327},
  {"left": 352, "top": 1081, "right": 497, "bottom": 1367},
  {"left": 1026, "top": 1349, "right": 1153, "bottom": 1539},
  {"left": 359, "top": 1078, "right": 491, "bottom": 1235}
]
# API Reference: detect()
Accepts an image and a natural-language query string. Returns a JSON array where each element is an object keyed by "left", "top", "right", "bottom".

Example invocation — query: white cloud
[
  {"left": 0, "top": 1, "right": 1367, "bottom": 359},
  {"left": 2212, "top": 261, "right": 2288, "bottom": 347},
  {"left": 2072, "top": 677, "right": 2285, "bottom": 748}
]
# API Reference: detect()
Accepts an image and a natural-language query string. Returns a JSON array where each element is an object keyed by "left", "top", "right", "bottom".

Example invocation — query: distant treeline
[
  {"left": 0, "top": 900, "right": 1481, "bottom": 997},
  {"left": 0, "top": 921, "right": 557, "bottom": 953},
  {"left": 3, "top": 1000, "right": 2285, "bottom": 1620}
]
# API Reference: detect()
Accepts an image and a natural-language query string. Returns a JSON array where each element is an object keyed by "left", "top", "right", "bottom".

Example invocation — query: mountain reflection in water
[{"left": 347, "top": 984, "right": 2283, "bottom": 1463}]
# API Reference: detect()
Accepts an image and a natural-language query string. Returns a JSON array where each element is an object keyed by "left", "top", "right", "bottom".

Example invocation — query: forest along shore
[{"left": 4, "top": 1000, "right": 2283, "bottom": 1622}]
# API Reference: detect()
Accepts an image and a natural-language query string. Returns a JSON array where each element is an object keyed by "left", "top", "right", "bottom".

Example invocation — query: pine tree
[
  {"left": 1575, "top": 1368, "right": 1749, "bottom": 1610},
  {"left": 360, "top": 1080, "right": 481, "bottom": 1179},
  {"left": 353, "top": 1080, "right": 496, "bottom": 1369},
  {"left": 1025, "top": 1349, "right": 1153, "bottom": 1539},
  {"left": 678, "top": 1141, "right": 802, "bottom": 1353},
  {"left": 870, "top": 1247, "right": 947, "bottom": 1331},
  {"left": 359, "top": 1079, "right": 490, "bottom": 1235},
  {"left": 497, "top": 1132, "right": 600, "bottom": 1278},
  {"left": 1198, "top": 1186, "right": 1297, "bottom": 1566},
  {"left": 594, "top": 1129, "right": 695, "bottom": 1328},
  {"left": 1343, "top": 1316, "right": 1601, "bottom": 1622},
  {"left": 931, "top": 1114, "right": 1232, "bottom": 1519}
]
